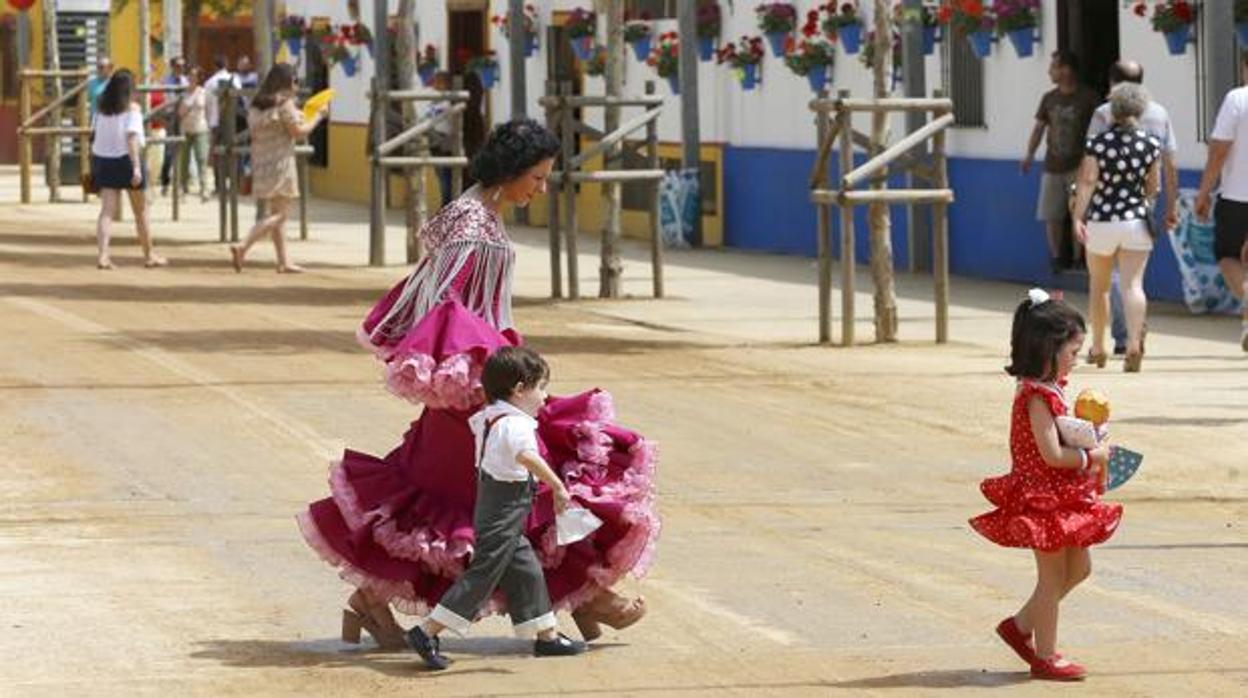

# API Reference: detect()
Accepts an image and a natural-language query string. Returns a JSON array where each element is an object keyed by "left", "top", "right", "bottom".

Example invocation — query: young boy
[{"left": 407, "top": 346, "right": 587, "bottom": 670}]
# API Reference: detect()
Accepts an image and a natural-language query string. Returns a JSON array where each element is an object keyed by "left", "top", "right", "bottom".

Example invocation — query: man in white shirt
[
  {"left": 1085, "top": 60, "right": 1178, "bottom": 355},
  {"left": 1195, "top": 53, "right": 1248, "bottom": 352}
]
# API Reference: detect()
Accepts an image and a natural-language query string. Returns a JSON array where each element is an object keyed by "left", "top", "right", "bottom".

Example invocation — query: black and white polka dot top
[{"left": 1084, "top": 126, "right": 1162, "bottom": 223}]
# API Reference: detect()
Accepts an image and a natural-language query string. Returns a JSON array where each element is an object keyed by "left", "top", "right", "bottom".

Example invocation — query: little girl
[{"left": 969, "top": 289, "right": 1122, "bottom": 681}]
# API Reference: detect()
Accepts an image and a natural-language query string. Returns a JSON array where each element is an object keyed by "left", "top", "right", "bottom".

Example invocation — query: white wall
[{"left": 283, "top": 2, "right": 1210, "bottom": 166}]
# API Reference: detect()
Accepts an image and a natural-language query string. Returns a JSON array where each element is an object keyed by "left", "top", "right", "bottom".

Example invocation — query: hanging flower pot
[
  {"left": 1163, "top": 25, "right": 1191, "bottom": 55},
  {"left": 764, "top": 31, "right": 788, "bottom": 57},
  {"left": 922, "top": 26, "right": 937, "bottom": 55},
  {"left": 740, "top": 62, "right": 759, "bottom": 90},
  {"left": 807, "top": 67, "right": 830, "bottom": 93},
  {"left": 630, "top": 35, "right": 652, "bottom": 62},
  {"left": 418, "top": 63, "right": 437, "bottom": 86},
  {"left": 667, "top": 74, "right": 680, "bottom": 95},
  {"left": 340, "top": 53, "right": 359, "bottom": 77},
  {"left": 1007, "top": 28, "right": 1035, "bottom": 58},
  {"left": 416, "top": 44, "right": 439, "bottom": 86},
  {"left": 1237, "top": 23, "right": 1248, "bottom": 46},
  {"left": 285, "top": 36, "right": 304, "bottom": 57},
  {"left": 571, "top": 35, "right": 595, "bottom": 61},
  {"left": 476, "top": 64, "right": 498, "bottom": 89},
  {"left": 838, "top": 23, "right": 863, "bottom": 54},
  {"left": 967, "top": 30, "right": 993, "bottom": 59},
  {"left": 525, "top": 34, "right": 539, "bottom": 57},
  {"left": 698, "top": 35, "right": 716, "bottom": 61}
]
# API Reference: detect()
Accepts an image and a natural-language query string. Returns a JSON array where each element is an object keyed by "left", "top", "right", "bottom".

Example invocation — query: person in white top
[
  {"left": 1195, "top": 53, "right": 1248, "bottom": 352},
  {"left": 409, "top": 346, "right": 587, "bottom": 671},
  {"left": 90, "top": 68, "right": 166, "bottom": 270},
  {"left": 203, "top": 55, "right": 240, "bottom": 132},
  {"left": 1085, "top": 59, "right": 1176, "bottom": 357}
]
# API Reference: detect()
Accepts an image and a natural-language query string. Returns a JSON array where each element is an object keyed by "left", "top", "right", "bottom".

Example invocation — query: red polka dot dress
[{"left": 969, "top": 379, "right": 1122, "bottom": 551}]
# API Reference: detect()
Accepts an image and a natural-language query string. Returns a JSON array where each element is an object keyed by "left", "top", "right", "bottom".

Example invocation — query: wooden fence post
[
  {"left": 19, "top": 74, "right": 31, "bottom": 204},
  {"left": 646, "top": 80, "right": 663, "bottom": 299},
  {"left": 560, "top": 81, "right": 579, "bottom": 300},
  {"left": 816, "top": 88, "right": 833, "bottom": 344},
  {"left": 545, "top": 80, "right": 563, "bottom": 299},
  {"left": 932, "top": 89, "right": 950, "bottom": 344},
  {"left": 837, "top": 89, "right": 855, "bottom": 347},
  {"left": 77, "top": 71, "right": 89, "bottom": 202}
]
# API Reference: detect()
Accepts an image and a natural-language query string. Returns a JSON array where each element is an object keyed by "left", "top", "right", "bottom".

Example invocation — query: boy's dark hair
[
  {"left": 1005, "top": 296, "right": 1086, "bottom": 382},
  {"left": 482, "top": 346, "right": 549, "bottom": 402},
  {"left": 1052, "top": 49, "right": 1080, "bottom": 73}
]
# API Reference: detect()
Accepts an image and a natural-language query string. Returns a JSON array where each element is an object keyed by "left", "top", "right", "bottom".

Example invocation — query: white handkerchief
[
  {"left": 556, "top": 507, "right": 603, "bottom": 546},
  {"left": 1056, "top": 416, "right": 1099, "bottom": 449}
]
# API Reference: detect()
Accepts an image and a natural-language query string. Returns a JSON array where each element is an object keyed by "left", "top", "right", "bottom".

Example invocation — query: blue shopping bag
[{"left": 1169, "top": 191, "right": 1243, "bottom": 315}]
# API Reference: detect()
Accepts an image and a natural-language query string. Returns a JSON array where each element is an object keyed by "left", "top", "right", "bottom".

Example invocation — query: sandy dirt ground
[{"left": 1, "top": 175, "right": 1245, "bottom": 697}]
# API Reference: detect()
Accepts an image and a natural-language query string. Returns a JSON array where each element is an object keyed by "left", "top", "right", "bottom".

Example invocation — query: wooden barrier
[
  {"left": 17, "top": 68, "right": 91, "bottom": 203},
  {"left": 539, "top": 81, "right": 665, "bottom": 300},
  {"left": 809, "top": 89, "right": 955, "bottom": 345}
]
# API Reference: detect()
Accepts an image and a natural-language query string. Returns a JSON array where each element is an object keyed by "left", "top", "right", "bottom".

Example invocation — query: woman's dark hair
[
  {"left": 97, "top": 68, "right": 134, "bottom": 116},
  {"left": 252, "top": 63, "right": 297, "bottom": 111},
  {"left": 1005, "top": 296, "right": 1086, "bottom": 381},
  {"left": 481, "top": 346, "right": 550, "bottom": 402},
  {"left": 469, "top": 118, "right": 560, "bottom": 188}
]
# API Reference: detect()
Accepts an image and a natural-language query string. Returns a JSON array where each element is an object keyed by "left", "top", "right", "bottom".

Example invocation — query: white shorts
[{"left": 1085, "top": 219, "right": 1153, "bottom": 256}]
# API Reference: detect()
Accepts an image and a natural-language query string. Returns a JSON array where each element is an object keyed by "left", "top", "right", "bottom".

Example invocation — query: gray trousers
[{"left": 429, "top": 473, "right": 556, "bottom": 636}]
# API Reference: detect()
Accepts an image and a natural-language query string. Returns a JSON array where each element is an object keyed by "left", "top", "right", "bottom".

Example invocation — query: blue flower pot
[
  {"left": 630, "top": 35, "right": 652, "bottom": 62},
  {"left": 967, "top": 30, "right": 993, "bottom": 59},
  {"left": 340, "top": 54, "right": 358, "bottom": 77},
  {"left": 667, "top": 74, "right": 680, "bottom": 95},
  {"left": 765, "top": 31, "right": 788, "bottom": 58},
  {"left": 807, "top": 68, "right": 829, "bottom": 93},
  {"left": 418, "top": 64, "right": 436, "bottom": 87},
  {"left": 285, "top": 36, "right": 303, "bottom": 57},
  {"left": 1007, "top": 28, "right": 1035, "bottom": 58},
  {"left": 922, "top": 26, "right": 937, "bottom": 56},
  {"left": 839, "top": 23, "right": 863, "bottom": 54},
  {"left": 740, "top": 62, "right": 758, "bottom": 90},
  {"left": 571, "top": 35, "right": 594, "bottom": 61},
  {"left": 476, "top": 65, "right": 498, "bottom": 89},
  {"left": 1163, "top": 26, "right": 1191, "bottom": 55},
  {"left": 698, "top": 35, "right": 715, "bottom": 61},
  {"left": 1238, "top": 23, "right": 1248, "bottom": 46},
  {"left": 524, "top": 34, "right": 539, "bottom": 57}
]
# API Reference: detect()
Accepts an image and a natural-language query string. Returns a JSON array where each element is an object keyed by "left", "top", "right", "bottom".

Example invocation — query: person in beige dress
[{"left": 229, "top": 63, "right": 326, "bottom": 273}]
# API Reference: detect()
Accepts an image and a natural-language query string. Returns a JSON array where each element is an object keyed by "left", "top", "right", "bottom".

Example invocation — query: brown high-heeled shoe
[
  {"left": 572, "top": 590, "right": 647, "bottom": 641},
  {"left": 1085, "top": 350, "right": 1107, "bottom": 369},
  {"left": 1123, "top": 350, "right": 1143, "bottom": 373},
  {"left": 341, "top": 590, "right": 408, "bottom": 651}
]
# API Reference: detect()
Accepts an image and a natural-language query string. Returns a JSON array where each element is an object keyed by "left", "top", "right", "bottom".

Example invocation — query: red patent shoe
[
  {"left": 995, "top": 616, "right": 1038, "bottom": 667},
  {"left": 1030, "top": 654, "right": 1086, "bottom": 681}
]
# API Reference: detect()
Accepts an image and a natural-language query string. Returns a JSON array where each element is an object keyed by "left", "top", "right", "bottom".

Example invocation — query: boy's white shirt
[{"left": 469, "top": 400, "right": 539, "bottom": 482}]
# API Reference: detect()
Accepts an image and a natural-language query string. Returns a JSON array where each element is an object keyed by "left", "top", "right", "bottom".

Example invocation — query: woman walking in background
[
  {"left": 1072, "top": 83, "right": 1161, "bottom": 373},
  {"left": 229, "top": 63, "right": 326, "bottom": 274},
  {"left": 178, "top": 66, "right": 211, "bottom": 202},
  {"left": 91, "top": 68, "right": 166, "bottom": 270}
]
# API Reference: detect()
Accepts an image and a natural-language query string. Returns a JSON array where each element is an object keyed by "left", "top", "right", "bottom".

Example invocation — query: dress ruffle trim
[
  {"left": 970, "top": 473, "right": 1122, "bottom": 551},
  {"left": 382, "top": 351, "right": 485, "bottom": 411}
]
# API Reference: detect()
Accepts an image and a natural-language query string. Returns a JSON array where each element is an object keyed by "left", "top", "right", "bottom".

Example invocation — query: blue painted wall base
[{"left": 721, "top": 146, "right": 1188, "bottom": 304}]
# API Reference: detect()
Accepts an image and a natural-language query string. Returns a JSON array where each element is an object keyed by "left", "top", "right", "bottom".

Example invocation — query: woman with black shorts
[{"left": 91, "top": 68, "right": 166, "bottom": 269}]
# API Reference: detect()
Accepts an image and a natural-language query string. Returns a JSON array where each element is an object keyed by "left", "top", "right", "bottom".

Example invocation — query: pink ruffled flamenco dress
[
  {"left": 969, "top": 379, "right": 1122, "bottom": 551},
  {"left": 297, "top": 192, "right": 659, "bottom": 644}
]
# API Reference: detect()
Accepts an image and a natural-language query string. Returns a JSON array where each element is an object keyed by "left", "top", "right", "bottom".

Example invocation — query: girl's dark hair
[
  {"left": 1005, "top": 296, "right": 1086, "bottom": 381},
  {"left": 252, "top": 63, "right": 297, "bottom": 111},
  {"left": 469, "top": 118, "right": 560, "bottom": 188},
  {"left": 481, "top": 346, "right": 550, "bottom": 402},
  {"left": 97, "top": 68, "right": 134, "bottom": 116}
]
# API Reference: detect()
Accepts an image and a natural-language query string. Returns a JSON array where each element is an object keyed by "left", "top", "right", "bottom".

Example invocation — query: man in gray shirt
[{"left": 1084, "top": 59, "right": 1178, "bottom": 355}]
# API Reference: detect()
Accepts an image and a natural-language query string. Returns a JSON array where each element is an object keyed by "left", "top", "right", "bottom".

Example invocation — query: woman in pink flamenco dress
[{"left": 298, "top": 119, "right": 656, "bottom": 649}]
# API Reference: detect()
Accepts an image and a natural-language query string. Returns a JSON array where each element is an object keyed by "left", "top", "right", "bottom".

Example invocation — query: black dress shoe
[
  {"left": 406, "top": 626, "right": 449, "bottom": 670},
  {"left": 534, "top": 633, "right": 588, "bottom": 657}
]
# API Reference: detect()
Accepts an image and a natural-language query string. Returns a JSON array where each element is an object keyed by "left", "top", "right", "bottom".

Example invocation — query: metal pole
[
  {"left": 561, "top": 81, "right": 579, "bottom": 299},
  {"left": 646, "top": 80, "right": 663, "bottom": 299},
  {"left": 545, "top": 80, "right": 562, "bottom": 299},
  {"left": 677, "top": 0, "right": 702, "bottom": 246},
  {"left": 901, "top": 0, "right": 931, "bottom": 273},
  {"left": 838, "top": 89, "right": 855, "bottom": 346},
  {"left": 816, "top": 88, "right": 832, "bottom": 344}
]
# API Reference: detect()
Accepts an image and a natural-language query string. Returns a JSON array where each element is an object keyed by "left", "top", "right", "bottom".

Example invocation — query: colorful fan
[
  {"left": 301, "top": 88, "right": 335, "bottom": 122},
  {"left": 1106, "top": 446, "right": 1143, "bottom": 491}
]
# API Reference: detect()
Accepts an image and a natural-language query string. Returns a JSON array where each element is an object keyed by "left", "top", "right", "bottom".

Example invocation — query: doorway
[{"left": 1058, "top": 1, "right": 1120, "bottom": 98}]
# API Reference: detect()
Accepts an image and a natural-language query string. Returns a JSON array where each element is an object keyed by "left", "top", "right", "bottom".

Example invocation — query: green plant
[
  {"left": 994, "top": 0, "right": 1039, "bottom": 33},
  {"left": 820, "top": 2, "right": 862, "bottom": 33},
  {"left": 585, "top": 45, "right": 607, "bottom": 76},
  {"left": 755, "top": 3, "right": 798, "bottom": 34},
  {"left": 647, "top": 32, "right": 680, "bottom": 78},
  {"left": 698, "top": 1, "right": 723, "bottom": 39},
  {"left": 716, "top": 36, "right": 765, "bottom": 67},
  {"left": 566, "top": 7, "right": 596, "bottom": 39},
  {"left": 466, "top": 51, "right": 499, "bottom": 72},
  {"left": 784, "top": 37, "right": 835, "bottom": 76},
  {"left": 625, "top": 21, "right": 652, "bottom": 43},
  {"left": 938, "top": 0, "right": 996, "bottom": 35}
]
